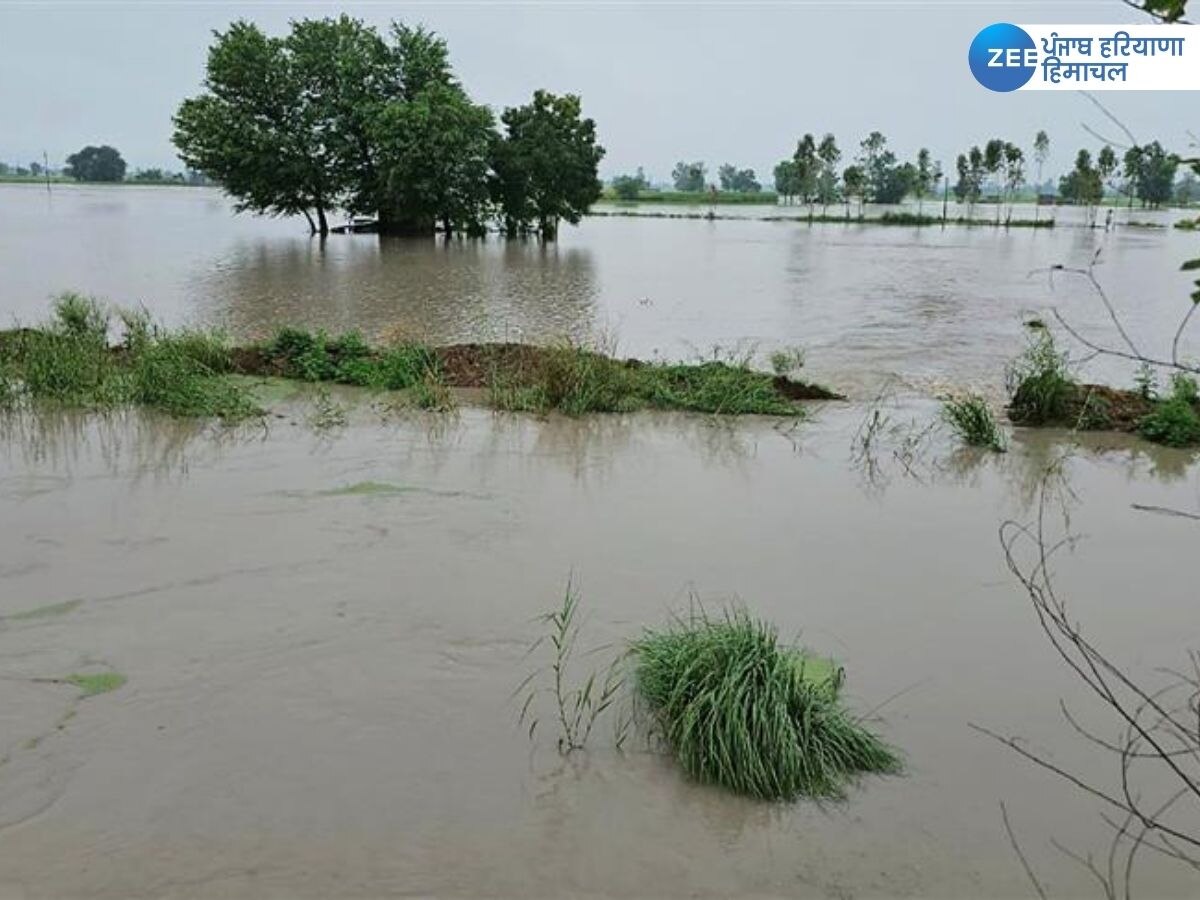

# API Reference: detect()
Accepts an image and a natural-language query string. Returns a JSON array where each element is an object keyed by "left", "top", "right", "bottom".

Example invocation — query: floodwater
[
  {"left": 0, "top": 400, "right": 1198, "bottom": 898},
  {"left": 3, "top": 183, "right": 1200, "bottom": 897},
  {"left": 2, "top": 183, "right": 1198, "bottom": 398}
]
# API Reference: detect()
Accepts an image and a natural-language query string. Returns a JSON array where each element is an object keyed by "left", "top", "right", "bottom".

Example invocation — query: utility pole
[{"left": 43, "top": 150, "right": 51, "bottom": 196}]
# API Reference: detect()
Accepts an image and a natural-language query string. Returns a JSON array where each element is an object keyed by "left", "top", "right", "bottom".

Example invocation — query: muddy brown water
[
  {"left": 1, "top": 398, "right": 1198, "bottom": 898},
  {"left": 3, "top": 184, "right": 1198, "bottom": 399}
]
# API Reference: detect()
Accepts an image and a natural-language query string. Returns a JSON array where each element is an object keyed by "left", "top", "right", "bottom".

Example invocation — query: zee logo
[
  {"left": 969, "top": 23, "right": 1037, "bottom": 91},
  {"left": 988, "top": 48, "right": 1038, "bottom": 68}
]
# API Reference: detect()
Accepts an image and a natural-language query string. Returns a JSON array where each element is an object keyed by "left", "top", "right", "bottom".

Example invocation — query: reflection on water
[{"left": 3, "top": 183, "right": 1197, "bottom": 399}]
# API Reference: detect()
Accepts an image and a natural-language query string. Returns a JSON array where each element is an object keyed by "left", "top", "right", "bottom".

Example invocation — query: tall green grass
[
  {"left": 487, "top": 342, "right": 800, "bottom": 417},
  {"left": 942, "top": 393, "right": 1007, "bottom": 452},
  {"left": 266, "top": 327, "right": 442, "bottom": 391},
  {"left": 1006, "top": 330, "right": 1075, "bottom": 425},
  {"left": 1139, "top": 374, "right": 1200, "bottom": 447},
  {"left": 632, "top": 609, "right": 900, "bottom": 800},
  {"left": 0, "top": 294, "right": 260, "bottom": 420}
]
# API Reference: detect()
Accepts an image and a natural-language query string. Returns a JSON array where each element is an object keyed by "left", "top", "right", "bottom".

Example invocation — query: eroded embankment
[{"left": 0, "top": 302, "right": 840, "bottom": 421}]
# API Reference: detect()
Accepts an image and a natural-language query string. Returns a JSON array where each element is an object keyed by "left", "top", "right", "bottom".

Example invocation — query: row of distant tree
[
  {"left": 0, "top": 146, "right": 208, "bottom": 185},
  {"left": 610, "top": 129, "right": 1192, "bottom": 212}
]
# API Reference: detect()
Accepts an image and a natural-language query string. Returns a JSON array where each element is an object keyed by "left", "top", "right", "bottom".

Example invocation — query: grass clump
[
  {"left": 0, "top": 296, "right": 258, "bottom": 420},
  {"left": 942, "top": 393, "right": 1007, "bottom": 451},
  {"left": 1076, "top": 390, "right": 1114, "bottom": 430},
  {"left": 1138, "top": 374, "right": 1200, "bottom": 447},
  {"left": 487, "top": 342, "right": 802, "bottom": 417},
  {"left": 632, "top": 609, "right": 900, "bottom": 800},
  {"left": 1006, "top": 330, "right": 1075, "bottom": 425},
  {"left": 266, "top": 327, "right": 438, "bottom": 391}
]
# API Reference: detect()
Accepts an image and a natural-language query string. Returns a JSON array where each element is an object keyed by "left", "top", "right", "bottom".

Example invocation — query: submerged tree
[
  {"left": 64, "top": 145, "right": 127, "bottom": 182},
  {"left": 371, "top": 82, "right": 494, "bottom": 236},
  {"left": 490, "top": 90, "right": 605, "bottom": 239},
  {"left": 174, "top": 19, "right": 373, "bottom": 234},
  {"left": 175, "top": 17, "right": 602, "bottom": 239}
]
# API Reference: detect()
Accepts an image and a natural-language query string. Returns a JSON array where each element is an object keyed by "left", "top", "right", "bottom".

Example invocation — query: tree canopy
[
  {"left": 173, "top": 17, "right": 603, "bottom": 238},
  {"left": 490, "top": 90, "right": 605, "bottom": 239},
  {"left": 64, "top": 145, "right": 126, "bottom": 182}
]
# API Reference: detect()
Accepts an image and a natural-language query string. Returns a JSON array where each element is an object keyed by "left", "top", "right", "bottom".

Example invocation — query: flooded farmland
[
  {"left": 0, "top": 399, "right": 1197, "bottom": 898},
  {"left": 2, "top": 184, "right": 1199, "bottom": 898},
  {"left": 2, "top": 184, "right": 1196, "bottom": 398}
]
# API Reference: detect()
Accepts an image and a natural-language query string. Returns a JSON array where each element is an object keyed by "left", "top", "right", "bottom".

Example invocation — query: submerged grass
[
  {"left": 942, "top": 393, "right": 1007, "bottom": 452},
  {"left": 66, "top": 672, "right": 126, "bottom": 698},
  {"left": 632, "top": 609, "right": 900, "bottom": 800}
]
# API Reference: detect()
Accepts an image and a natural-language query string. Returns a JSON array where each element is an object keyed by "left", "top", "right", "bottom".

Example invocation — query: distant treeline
[
  {"left": 610, "top": 129, "right": 1198, "bottom": 214},
  {"left": 0, "top": 150, "right": 209, "bottom": 186}
]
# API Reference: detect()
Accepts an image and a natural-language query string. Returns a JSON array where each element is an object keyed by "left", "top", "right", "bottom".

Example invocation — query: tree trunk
[
  {"left": 302, "top": 209, "right": 317, "bottom": 235},
  {"left": 316, "top": 204, "right": 329, "bottom": 236},
  {"left": 377, "top": 208, "right": 436, "bottom": 236},
  {"left": 540, "top": 216, "right": 558, "bottom": 241}
]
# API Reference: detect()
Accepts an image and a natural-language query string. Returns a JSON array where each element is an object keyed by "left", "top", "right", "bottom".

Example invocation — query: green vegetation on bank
[
  {"left": 1, "top": 298, "right": 828, "bottom": 422},
  {"left": 1004, "top": 330, "right": 1200, "bottom": 447},
  {"left": 1139, "top": 374, "right": 1200, "bottom": 447},
  {"left": 632, "top": 609, "right": 900, "bottom": 800},
  {"left": 263, "top": 328, "right": 819, "bottom": 416},
  {"left": 0, "top": 295, "right": 260, "bottom": 420},
  {"left": 589, "top": 208, "right": 1055, "bottom": 228}
]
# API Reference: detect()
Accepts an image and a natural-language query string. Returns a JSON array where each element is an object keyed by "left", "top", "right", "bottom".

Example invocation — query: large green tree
[
  {"left": 1124, "top": 141, "right": 1179, "bottom": 208},
  {"left": 173, "top": 21, "right": 348, "bottom": 234},
  {"left": 175, "top": 17, "right": 602, "bottom": 239},
  {"left": 64, "top": 145, "right": 126, "bottom": 182},
  {"left": 371, "top": 83, "right": 494, "bottom": 235},
  {"left": 490, "top": 90, "right": 605, "bottom": 239}
]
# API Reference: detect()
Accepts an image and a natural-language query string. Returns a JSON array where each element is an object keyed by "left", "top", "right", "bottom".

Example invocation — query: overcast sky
[{"left": 0, "top": 1, "right": 1189, "bottom": 184}]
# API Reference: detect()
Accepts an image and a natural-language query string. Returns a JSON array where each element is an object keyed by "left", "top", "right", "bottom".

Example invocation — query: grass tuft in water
[
  {"left": 517, "top": 579, "right": 630, "bottom": 752},
  {"left": 941, "top": 393, "right": 1007, "bottom": 452},
  {"left": 1139, "top": 374, "right": 1200, "bottom": 447},
  {"left": 1006, "top": 330, "right": 1075, "bottom": 426},
  {"left": 632, "top": 608, "right": 900, "bottom": 800}
]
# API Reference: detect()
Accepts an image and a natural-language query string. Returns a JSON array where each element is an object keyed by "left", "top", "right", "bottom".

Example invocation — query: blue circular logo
[{"left": 969, "top": 23, "right": 1036, "bottom": 92}]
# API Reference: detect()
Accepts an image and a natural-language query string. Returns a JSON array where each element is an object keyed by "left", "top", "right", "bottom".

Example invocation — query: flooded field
[
  {"left": 1, "top": 400, "right": 1198, "bottom": 898},
  {"left": 3, "top": 184, "right": 1197, "bottom": 398}
]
